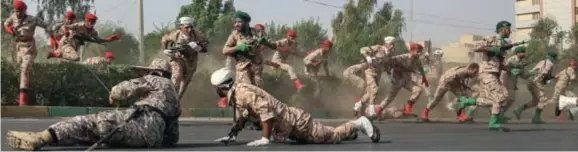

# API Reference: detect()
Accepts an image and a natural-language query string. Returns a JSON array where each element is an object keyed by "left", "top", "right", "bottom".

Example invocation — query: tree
[
  {"left": 525, "top": 18, "right": 565, "bottom": 64},
  {"left": 265, "top": 18, "right": 328, "bottom": 53},
  {"left": 331, "top": 0, "right": 406, "bottom": 66},
  {"left": 33, "top": 0, "right": 95, "bottom": 24}
]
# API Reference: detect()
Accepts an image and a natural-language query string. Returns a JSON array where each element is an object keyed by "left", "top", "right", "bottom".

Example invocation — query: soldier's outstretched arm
[{"left": 109, "top": 77, "right": 154, "bottom": 101}]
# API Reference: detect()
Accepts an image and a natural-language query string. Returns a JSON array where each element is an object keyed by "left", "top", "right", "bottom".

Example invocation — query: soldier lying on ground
[
  {"left": 5, "top": 59, "right": 181, "bottom": 150},
  {"left": 209, "top": 67, "right": 380, "bottom": 146}
]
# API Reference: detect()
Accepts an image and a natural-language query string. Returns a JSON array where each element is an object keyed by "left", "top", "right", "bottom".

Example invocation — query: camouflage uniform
[
  {"left": 230, "top": 83, "right": 357, "bottom": 144},
  {"left": 343, "top": 63, "right": 369, "bottom": 90},
  {"left": 303, "top": 48, "right": 330, "bottom": 98},
  {"left": 224, "top": 28, "right": 265, "bottom": 87},
  {"left": 358, "top": 45, "right": 393, "bottom": 106},
  {"left": 161, "top": 29, "right": 208, "bottom": 99},
  {"left": 378, "top": 53, "right": 425, "bottom": 109},
  {"left": 552, "top": 67, "right": 577, "bottom": 102},
  {"left": 83, "top": 56, "right": 108, "bottom": 65},
  {"left": 271, "top": 38, "right": 299, "bottom": 80},
  {"left": 56, "top": 22, "right": 110, "bottom": 61},
  {"left": 426, "top": 66, "right": 472, "bottom": 110},
  {"left": 503, "top": 55, "right": 530, "bottom": 110},
  {"left": 6, "top": 59, "right": 181, "bottom": 150},
  {"left": 523, "top": 59, "right": 555, "bottom": 109},
  {"left": 3, "top": 13, "right": 51, "bottom": 105}
]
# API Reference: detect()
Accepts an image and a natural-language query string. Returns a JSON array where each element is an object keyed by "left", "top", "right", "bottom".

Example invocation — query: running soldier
[
  {"left": 513, "top": 52, "right": 558, "bottom": 123},
  {"left": 502, "top": 46, "right": 530, "bottom": 112},
  {"left": 210, "top": 68, "right": 380, "bottom": 146},
  {"left": 269, "top": 29, "right": 304, "bottom": 92},
  {"left": 161, "top": 16, "right": 209, "bottom": 100},
  {"left": 420, "top": 63, "right": 480, "bottom": 121},
  {"left": 47, "top": 13, "right": 121, "bottom": 61},
  {"left": 5, "top": 59, "right": 181, "bottom": 150},
  {"left": 553, "top": 60, "right": 577, "bottom": 120},
  {"left": 3, "top": 0, "right": 54, "bottom": 105},
  {"left": 303, "top": 40, "right": 333, "bottom": 99}
]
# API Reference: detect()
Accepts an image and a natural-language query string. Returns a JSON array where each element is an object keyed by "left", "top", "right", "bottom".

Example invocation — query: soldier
[
  {"left": 502, "top": 46, "right": 530, "bottom": 113},
  {"left": 254, "top": 24, "right": 267, "bottom": 38},
  {"left": 209, "top": 68, "right": 380, "bottom": 146},
  {"left": 376, "top": 43, "right": 429, "bottom": 118},
  {"left": 420, "top": 63, "right": 480, "bottom": 121},
  {"left": 303, "top": 40, "right": 333, "bottom": 99},
  {"left": 47, "top": 13, "right": 121, "bottom": 61},
  {"left": 3, "top": 0, "right": 55, "bottom": 105},
  {"left": 269, "top": 29, "right": 304, "bottom": 92},
  {"left": 48, "top": 10, "right": 76, "bottom": 50},
  {"left": 456, "top": 21, "right": 515, "bottom": 131},
  {"left": 553, "top": 60, "right": 577, "bottom": 120},
  {"left": 353, "top": 36, "right": 396, "bottom": 118},
  {"left": 161, "top": 16, "right": 209, "bottom": 100},
  {"left": 5, "top": 59, "right": 181, "bottom": 150},
  {"left": 222, "top": 11, "right": 277, "bottom": 88},
  {"left": 512, "top": 52, "right": 558, "bottom": 123},
  {"left": 83, "top": 51, "right": 115, "bottom": 65}
]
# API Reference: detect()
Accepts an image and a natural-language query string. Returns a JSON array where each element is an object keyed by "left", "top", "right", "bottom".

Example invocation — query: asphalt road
[{"left": 1, "top": 118, "right": 577, "bottom": 151}]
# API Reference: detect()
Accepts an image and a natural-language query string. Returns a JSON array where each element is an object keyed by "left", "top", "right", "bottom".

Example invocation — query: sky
[{"left": 21, "top": 0, "right": 515, "bottom": 47}]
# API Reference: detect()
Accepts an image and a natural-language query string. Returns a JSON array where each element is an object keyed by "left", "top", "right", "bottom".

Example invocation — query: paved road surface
[{"left": 2, "top": 118, "right": 577, "bottom": 151}]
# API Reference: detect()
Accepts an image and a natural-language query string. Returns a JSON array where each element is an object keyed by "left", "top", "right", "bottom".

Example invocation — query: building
[
  {"left": 440, "top": 35, "right": 485, "bottom": 63},
  {"left": 514, "top": 0, "right": 577, "bottom": 49}
]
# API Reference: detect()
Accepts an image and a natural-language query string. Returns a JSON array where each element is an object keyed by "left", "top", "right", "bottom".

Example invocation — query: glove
[
  {"left": 422, "top": 76, "right": 429, "bottom": 87},
  {"left": 247, "top": 137, "right": 270, "bottom": 146},
  {"left": 49, "top": 35, "right": 59, "bottom": 49},
  {"left": 235, "top": 43, "right": 251, "bottom": 52},
  {"left": 214, "top": 136, "right": 236, "bottom": 143},
  {"left": 4, "top": 26, "right": 15, "bottom": 35},
  {"left": 257, "top": 38, "right": 273, "bottom": 48},
  {"left": 423, "top": 67, "right": 429, "bottom": 74},
  {"left": 510, "top": 68, "right": 521, "bottom": 76},
  {"left": 187, "top": 41, "right": 203, "bottom": 52},
  {"left": 106, "top": 34, "right": 121, "bottom": 42},
  {"left": 365, "top": 57, "right": 373, "bottom": 64},
  {"left": 163, "top": 49, "right": 178, "bottom": 58}
]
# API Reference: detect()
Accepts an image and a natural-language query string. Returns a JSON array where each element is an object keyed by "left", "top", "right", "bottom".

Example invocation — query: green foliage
[
  {"left": 83, "top": 22, "right": 140, "bottom": 65},
  {"left": 1, "top": 59, "right": 139, "bottom": 107},
  {"left": 331, "top": 0, "right": 406, "bottom": 66},
  {"left": 33, "top": 0, "right": 95, "bottom": 23},
  {"left": 265, "top": 18, "right": 328, "bottom": 52}
]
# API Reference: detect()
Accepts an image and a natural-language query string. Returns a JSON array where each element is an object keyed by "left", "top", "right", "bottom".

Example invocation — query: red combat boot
[
  {"left": 421, "top": 108, "right": 430, "bottom": 121},
  {"left": 18, "top": 91, "right": 27, "bottom": 106},
  {"left": 403, "top": 102, "right": 416, "bottom": 116},
  {"left": 375, "top": 106, "right": 384, "bottom": 120},
  {"left": 217, "top": 97, "right": 228, "bottom": 109}
]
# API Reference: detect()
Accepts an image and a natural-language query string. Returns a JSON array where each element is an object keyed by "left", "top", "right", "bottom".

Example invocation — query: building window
[
  {"left": 532, "top": 0, "right": 540, "bottom": 5},
  {"left": 532, "top": 13, "right": 540, "bottom": 20}
]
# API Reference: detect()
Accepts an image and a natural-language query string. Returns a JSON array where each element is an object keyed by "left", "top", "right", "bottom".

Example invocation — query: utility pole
[
  {"left": 409, "top": 0, "right": 414, "bottom": 42},
  {"left": 138, "top": 0, "right": 145, "bottom": 65}
]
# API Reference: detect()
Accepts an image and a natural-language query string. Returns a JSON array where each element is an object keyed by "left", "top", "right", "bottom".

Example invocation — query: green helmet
[{"left": 495, "top": 21, "right": 512, "bottom": 33}]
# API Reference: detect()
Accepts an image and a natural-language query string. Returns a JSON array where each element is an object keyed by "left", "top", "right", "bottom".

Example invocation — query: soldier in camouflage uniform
[
  {"left": 554, "top": 60, "right": 577, "bottom": 119},
  {"left": 3, "top": 0, "right": 55, "bottom": 105},
  {"left": 502, "top": 46, "right": 530, "bottom": 112},
  {"left": 512, "top": 52, "right": 558, "bottom": 123},
  {"left": 303, "top": 40, "right": 333, "bottom": 99},
  {"left": 47, "top": 10, "right": 76, "bottom": 50},
  {"left": 376, "top": 43, "right": 429, "bottom": 118},
  {"left": 269, "top": 29, "right": 304, "bottom": 91},
  {"left": 209, "top": 68, "right": 380, "bottom": 146},
  {"left": 83, "top": 51, "right": 115, "bottom": 65},
  {"left": 5, "top": 59, "right": 181, "bottom": 150},
  {"left": 222, "top": 11, "right": 277, "bottom": 88},
  {"left": 47, "top": 13, "right": 121, "bottom": 61},
  {"left": 161, "top": 16, "right": 209, "bottom": 100},
  {"left": 420, "top": 63, "right": 480, "bottom": 121},
  {"left": 352, "top": 36, "right": 396, "bottom": 118},
  {"left": 456, "top": 21, "right": 515, "bottom": 131}
]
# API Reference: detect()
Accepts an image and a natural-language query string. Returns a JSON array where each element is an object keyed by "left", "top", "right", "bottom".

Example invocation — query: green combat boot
[
  {"left": 489, "top": 114, "right": 510, "bottom": 132},
  {"left": 498, "top": 113, "right": 509, "bottom": 124},
  {"left": 513, "top": 105, "right": 526, "bottom": 120},
  {"left": 456, "top": 97, "right": 477, "bottom": 116},
  {"left": 531, "top": 108, "right": 545, "bottom": 124}
]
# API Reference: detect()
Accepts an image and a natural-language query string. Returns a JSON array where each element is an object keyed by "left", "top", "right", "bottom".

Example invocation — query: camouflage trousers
[
  {"left": 359, "top": 67, "right": 382, "bottom": 106},
  {"left": 55, "top": 44, "right": 80, "bottom": 61},
  {"left": 235, "top": 61, "right": 264, "bottom": 88},
  {"left": 289, "top": 120, "right": 356, "bottom": 144},
  {"left": 48, "top": 108, "right": 168, "bottom": 148},
  {"left": 523, "top": 78, "right": 550, "bottom": 109},
  {"left": 169, "top": 56, "right": 198, "bottom": 100},
  {"left": 474, "top": 72, "right": 509, "bottom": 114},
  {"left": 272, "top": 60, "right": 298, "bottom": 80},
  {"left": 343, "top": 63, "right": 368, "bottom": 90},
  {"left": 15, "top": 41, "right": 37, "bottom": 90},
  {"left": 379, "top": 74, "right": 422, "bottom": 108},
  {"left": 426, "top": 84, "right": 467, "bottom": 110}
]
